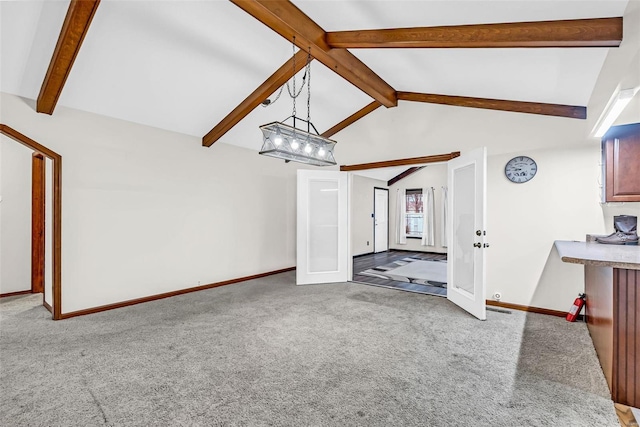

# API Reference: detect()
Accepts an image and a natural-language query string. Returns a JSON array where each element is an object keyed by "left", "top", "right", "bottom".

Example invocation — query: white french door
[
  {"left": 447, "top": 147, "right": 487, "bottom": 320},
  {"left": 374, "top": 188, "right": 389, "bottom": 253},
  {"left": 296, "top": 170, "right": 349, "bottom": 285}
]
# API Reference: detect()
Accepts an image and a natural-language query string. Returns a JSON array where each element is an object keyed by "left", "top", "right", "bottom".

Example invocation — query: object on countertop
[{"left": 596, "top": 215, "right": 638, "bottom": 245}]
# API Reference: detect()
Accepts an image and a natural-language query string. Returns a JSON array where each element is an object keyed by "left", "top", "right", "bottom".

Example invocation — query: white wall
[
  {"left": 2, "top": 2, "right": 637, "bottom": 315},
  {"left": 0, "top": 135, "right": 32, "bottom": 294},
  {"left": 351, "top": 174, "right": 386, "bottom": 256},
  {"left": 389, "top": 164, "right": 448, "bottom": 254},
  {"left": 330, "top": 1, "right": 640, "bottom": 312},
  {"left": 487, "top": 145, "right": 606, "bottom": 311},
  {"left": 1, "top": 93, "right": 300, "bottom": 314},
  {"left": 589, "top": 0, "right": 640, "bottom": 231}
]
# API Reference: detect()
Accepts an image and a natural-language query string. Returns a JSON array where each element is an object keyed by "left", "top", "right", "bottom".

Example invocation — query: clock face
[{"left": 505, "top": 156, "right": 537, "bottom": 183}]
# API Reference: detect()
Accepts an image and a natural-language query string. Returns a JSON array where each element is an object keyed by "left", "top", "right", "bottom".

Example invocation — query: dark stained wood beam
[
  {"left": 326, "top": 17, "right": 623, "bottom": 49},
  {"left": 341, "top": 152, "right": 460, "bottom": 171},
  {"left": 230, "top": 0, "right": 397, "bottom": 108},
  {"left": 37, "top": 0, "right": 100, "bottom": 114},
  {"left": 397, "top": 91, "right": 586, "bottom": 119},
  {"left": 321, "top": 101, "right": 381, "bottom": 138},
  {"left": 203, "top": 50, "right": 309, "bottom": 147},
  {"left": 387, "top": 166, "right": 425, "bottom": 187}
]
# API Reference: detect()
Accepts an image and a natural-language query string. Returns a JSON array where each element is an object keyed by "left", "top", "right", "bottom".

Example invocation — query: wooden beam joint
[{"left": 229, "top": 0, "right": 397, "bottom": 108}]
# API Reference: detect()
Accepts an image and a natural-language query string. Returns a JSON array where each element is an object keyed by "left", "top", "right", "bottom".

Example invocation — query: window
[{"left": 405, "top": 189, "right": 423, "bottom": 238}]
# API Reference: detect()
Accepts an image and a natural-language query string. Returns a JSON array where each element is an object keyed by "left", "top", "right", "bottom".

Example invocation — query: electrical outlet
[
  {"left": 198, "top": 281, "right": 201, "bottom": 286},
  {"left": 367, "top": 241, "right": 370, "bottom": 246}
]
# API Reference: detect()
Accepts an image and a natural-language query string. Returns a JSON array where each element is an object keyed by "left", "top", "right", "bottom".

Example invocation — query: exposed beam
[
  {"left": 387, "top": 166, "right": 425, "bottom": 187},
  {"left": 37, "top": 0, "right": 100, "bottom": 114},
  {"left": 397, "top": 92, "right": 586, "bottom": 119},
  {"left": 321, "top": 101, "right": 381, "bottom": 138},
  {"left": 326, "top": 17, "right": 623, "bottom": 49},
  {"left": 341, "top": 152, "right": 460, "bottom": 171},
  {"left": 230, "top": 0, "right": 397, "bottom": 108},
  {"left": 203, "top": 50, "right": 309, "bottom": 147}
]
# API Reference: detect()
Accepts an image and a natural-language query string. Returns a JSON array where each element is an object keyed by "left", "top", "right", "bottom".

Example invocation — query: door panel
[
  {"left": 297, "top": 170, "right": 349, "bottom": 285},
  {"left": 447, "top": 147, "right": 487, "bottom": 320},
  {"left": 374, "top": 188, "right": 388, "bottom": 253},
  {"left": 308, "top": 179, "right": 339, "bottom": 272}
]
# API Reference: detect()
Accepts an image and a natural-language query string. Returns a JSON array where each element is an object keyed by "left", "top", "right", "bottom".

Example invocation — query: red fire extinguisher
[{"left": 566, "top": 293, "right": 586, "bottom": 322}]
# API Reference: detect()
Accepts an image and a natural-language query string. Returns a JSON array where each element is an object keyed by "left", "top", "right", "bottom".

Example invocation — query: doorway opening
[
  {"left": 297, "top": 149, "right": 487, "bottom": 319},
  {"left": 348, "top": 158, "right": 452, "bottom": 298},
  {"left": 0, "top": 125, "right": 62, "bottom": 319}
]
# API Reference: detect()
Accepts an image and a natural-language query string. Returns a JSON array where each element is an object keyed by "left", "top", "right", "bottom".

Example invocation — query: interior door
[
  {"left": 297, "top": 170, "right": 349, "bottom": 285},
  {"left": 374, "top": 188, "right": 389, "bottom": 253},
  {"left": 447, "top": 147, "right": 487, "bottom": 320}
]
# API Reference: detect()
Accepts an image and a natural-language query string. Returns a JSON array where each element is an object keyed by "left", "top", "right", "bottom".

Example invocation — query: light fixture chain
[
  {"left": 307, "top": 49, "right": 311, "bottom": 125},
  {"left": 285, "top": 36, "right": 307, "bottom": 111},
  {"left": 292, "top": 37, "right": 296, "bottom": 118}
]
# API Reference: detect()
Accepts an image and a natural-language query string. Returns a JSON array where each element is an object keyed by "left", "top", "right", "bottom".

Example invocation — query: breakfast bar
[{"left": 555, "top": 240, "right": 639, "bottom": 408}]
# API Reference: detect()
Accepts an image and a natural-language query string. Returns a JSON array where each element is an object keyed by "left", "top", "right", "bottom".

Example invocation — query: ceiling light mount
[{"left": 259, "top": 39, "right": 337, "bottom": 166}]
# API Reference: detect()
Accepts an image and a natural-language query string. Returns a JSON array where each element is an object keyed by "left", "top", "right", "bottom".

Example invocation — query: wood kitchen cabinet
[
  {"left": 556, "top": 240, "right": 640, "bottom": 408},
  {"left": 603, "top": 122, "right": 640, "bottom": 202}
]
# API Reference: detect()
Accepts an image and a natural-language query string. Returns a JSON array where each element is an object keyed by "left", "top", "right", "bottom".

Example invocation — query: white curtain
[
  {"left": 421, "top": 187, "right": 435, "bottom": 246},
  {"left": 395, "top": 188, "right": 407, "bottom": 244},
  {"left": 441, "top": 186, "right": 448, "bottom": 248}
]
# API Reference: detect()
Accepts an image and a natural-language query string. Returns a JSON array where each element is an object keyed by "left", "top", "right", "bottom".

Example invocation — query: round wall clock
[{"left": 505, "top": 156, "right": 537, "bottom": 183}]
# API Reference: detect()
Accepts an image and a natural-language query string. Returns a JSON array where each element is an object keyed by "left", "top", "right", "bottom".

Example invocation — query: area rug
[
  {"left": 384, "top": 260, "right": 447, "bottom": 285},
  {"left": 356, "top": 256, "right": 448, "bottom": 296}
]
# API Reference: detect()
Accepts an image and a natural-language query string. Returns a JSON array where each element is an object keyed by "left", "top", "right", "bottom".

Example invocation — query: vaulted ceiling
[{"left": 0, "top": 0, "right": 630, "bottom": 155}]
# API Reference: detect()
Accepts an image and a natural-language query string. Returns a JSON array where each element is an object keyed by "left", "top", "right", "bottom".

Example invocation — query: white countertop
[{"left": 555, "top": 240, "right": 640, "bottom": 270}]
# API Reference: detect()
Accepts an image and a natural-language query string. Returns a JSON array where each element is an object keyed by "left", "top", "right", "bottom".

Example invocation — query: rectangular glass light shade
[{"left": 259, "top": 121, "right": 337, "bottom": 166}]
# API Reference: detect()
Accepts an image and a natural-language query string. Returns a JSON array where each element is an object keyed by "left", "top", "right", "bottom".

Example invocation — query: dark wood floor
[{"left": 352, "top": 250, "right": 448, "bottom": 297}]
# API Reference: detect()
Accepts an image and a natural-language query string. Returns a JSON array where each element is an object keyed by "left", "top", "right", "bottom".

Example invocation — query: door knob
[{"left": 473, "top": 242, "right": 482, "bottom": 248}]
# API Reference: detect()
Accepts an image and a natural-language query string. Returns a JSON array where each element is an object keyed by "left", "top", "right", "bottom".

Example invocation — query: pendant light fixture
[{"left": 259, "top": 40, "right": 337, "bottom": 166}]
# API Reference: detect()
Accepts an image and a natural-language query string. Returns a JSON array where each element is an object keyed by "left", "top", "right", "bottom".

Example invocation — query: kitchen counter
[
  {"left": 556, "top": 239, "right": 639, "bottom": 407},
  {"left": 554, "top": 240, "right": 640, "bottom": 270}
]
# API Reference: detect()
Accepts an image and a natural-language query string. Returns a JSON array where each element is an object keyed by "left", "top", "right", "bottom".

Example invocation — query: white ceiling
[{"left": 0, "top": 0, "right": 630, "bottom": 160}]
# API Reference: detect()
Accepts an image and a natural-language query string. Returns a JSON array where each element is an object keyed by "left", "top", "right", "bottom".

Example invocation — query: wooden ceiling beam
[
  {"left": 37, "top": 0, "right": 101, "bottom": 115},
  {"left": 230, "top": 0, "right": 397, "bottom": 108},
  {"left": 387, "top": 166, "right": 425, "bottom": 187},
  {"left": 203, "top": 50, "right": 309, "bottom": 147},
  {"left": 321, "top": 101, "right": 381, "bottom": 138},
  {"left": 326, "top": 17, "right": 623, "bottom": 49},
  {"left": 397, "top": 92, "right": 586, "bottom": 119},
  {"left": 341, "top": 152, "right": 460, "bottom": 171}
]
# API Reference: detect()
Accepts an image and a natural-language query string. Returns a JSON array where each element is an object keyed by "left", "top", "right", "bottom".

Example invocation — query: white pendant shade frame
[
  {"left": 259, "top": 40, "right": 337, "bottom": 166},
  {"left": 260, "top": 118, "right": 337, "bottom": 166}
]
